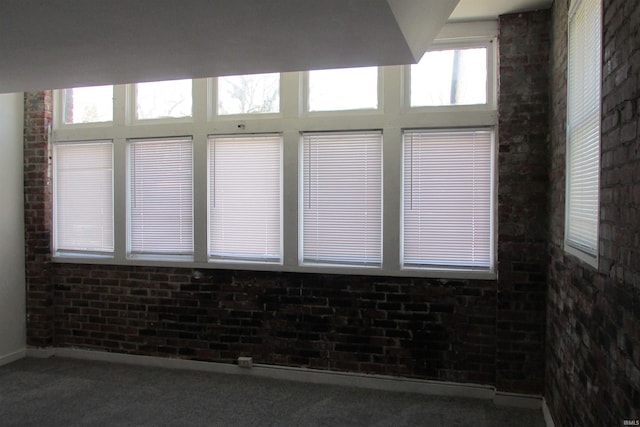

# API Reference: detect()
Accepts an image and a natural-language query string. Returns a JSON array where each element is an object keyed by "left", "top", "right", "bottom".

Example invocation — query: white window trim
[
  {"left": 50, "top": 23, "right": 498, "bottom": 280},
  {"left": 564, "top": 0, "right": 602, "bottom": 269}
]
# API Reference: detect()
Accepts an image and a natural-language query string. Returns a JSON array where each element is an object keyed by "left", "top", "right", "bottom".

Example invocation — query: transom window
[
  {"left": 217, "top": 73, "right": 280, "bottom": 115},
  {"left": 411, "top": 47, "right": 488, "bottom": 107}
]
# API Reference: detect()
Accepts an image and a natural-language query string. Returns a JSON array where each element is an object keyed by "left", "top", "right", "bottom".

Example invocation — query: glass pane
[
  {"left": 218, "top": 73, "right": 280, "bottom": 115},
  {"left": 135, "top": 79, "right": 192, "bottom": 120},
  {"left": 308, "top": 66, "right": 378, "bottom": 111},
  {"left": 411, "top": 48, "right": 487, "bottom": 107},
  {"left": 63, "top": 85, "right": 113, "bottom": 124}
]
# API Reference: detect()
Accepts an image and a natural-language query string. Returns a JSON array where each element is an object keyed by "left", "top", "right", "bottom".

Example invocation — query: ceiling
[{"left": 0, "top": 0, "right": 552, "bottom": 94}]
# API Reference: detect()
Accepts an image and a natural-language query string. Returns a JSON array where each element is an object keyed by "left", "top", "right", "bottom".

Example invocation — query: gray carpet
[{"left": 0, "top": 357, "right": 545, "bottom": 427}]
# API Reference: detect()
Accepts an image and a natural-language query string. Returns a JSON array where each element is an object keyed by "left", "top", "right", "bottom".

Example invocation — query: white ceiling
[
  {"left": 451, "top": 0, "right": 552, "bottom": 21},
  {"left": 0, "top": 0, "right": 552, "bottom": 94}
]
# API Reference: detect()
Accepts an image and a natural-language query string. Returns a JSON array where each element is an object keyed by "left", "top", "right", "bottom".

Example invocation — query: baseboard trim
[
  {"left": 0, "top": 348, "right": 26, "bottom": 367},
  {"left": 494, "top": 391, "right": 542, "bottom": 409},
  {"left": 27, "top": 347, "right": 544, "bottom": 409},
  {"left": 542, "top": 397, "right": 556, "bottom": 427}
]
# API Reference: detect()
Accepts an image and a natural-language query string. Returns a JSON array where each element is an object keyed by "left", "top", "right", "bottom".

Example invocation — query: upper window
[
  {"left": 53, "top": 140, "right": 113, "bottom": 256},
  {"left": 565, "top": 0, "right": 601, "bottom": 267},
  {"left": 301, "top": 131, "right": 382, "bottom": 266},
  {"left": 218, "top": 73, "right": 280, "bottom": 115},
  {"left": 128, "top": 137, "right": 194, "bottom": 259},
  {"left": 208, "top": 134, "right": 282, "bottom": 263},
  {"left": 402, "top": 129, "right": 493, "bottom": 270},
  {"left": 62, "top": 85, "right": 113, "bottom": 124},
  {"left": 135, "top": 79, "right": 192, "bottom": 120},
  {"left": 308, "top": 66, "right": 378, "bottom": 112},
  {"left": 411, "top": 47, "right": 487, "bottom": 107}
]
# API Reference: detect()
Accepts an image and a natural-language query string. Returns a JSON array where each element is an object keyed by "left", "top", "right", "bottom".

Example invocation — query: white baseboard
[
  {"left": 26, "top": 347, "right": 544, "bottom": 410},
  {"left": 0, "top": 348, "right": 26, "bottom": 367},
  {"left": 542, "top": 397, "right": 556, "bottom": 427}
]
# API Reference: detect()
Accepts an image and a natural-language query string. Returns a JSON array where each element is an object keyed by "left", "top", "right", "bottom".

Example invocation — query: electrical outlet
[{"left": 237, "top": 356, "right": 253, "bottom": 368}]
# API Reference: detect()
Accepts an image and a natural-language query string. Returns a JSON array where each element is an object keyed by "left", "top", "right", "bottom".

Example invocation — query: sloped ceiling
[
  {"left": 0, "top": 0, "right": 553, "bottom": 93},
  {"left": 0, "top": 0, "right": 457, "bottom": 93}
]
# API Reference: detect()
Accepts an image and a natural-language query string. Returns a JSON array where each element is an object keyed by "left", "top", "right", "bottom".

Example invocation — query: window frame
[
  {"left": 564, "top": 0, "right": 602, "bottom": 269},
  {"left": 129, "top": 79, "right": 195, "bottom": 124},
  {"left": 126, "top": 136, "right": 195, "bottom": 261},
  {"left": 400, "top": 128, "right": 495, "bottom": 274},
  {"left": 207, "top": 133, "right": 283, "bottom": 264},
  {"left": 214, "top": 73, "right": 282, "bottom": 118},
  {"left": 52, "top": 139, "right": 115, "bottom": 258},
  {"left": 404, "top": 38, "right": 497, "bottom": 114},
  {"left": 50, "top": 23, "right": 498, "bottom": 280},
  {"left": 302, "top": 66, "right": 384, "bottom": 116},
  {"left": 299, "top": 130, "right": 383, "bottom": 268},
  {"left": 53, "top": 85, "right": 115, "bottom": 130}
]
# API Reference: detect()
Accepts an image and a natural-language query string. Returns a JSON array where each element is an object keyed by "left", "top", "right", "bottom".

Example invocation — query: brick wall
[
  {"left": 24, "top": 91, "right": 53, "bottom": 347},
  {"left": 497, "top": 10, "right": 550, "bottom": 394},
  {"left": 24, "top": 11, "right": 552, "bottom": 393},
  {"left": 546, "top": 0, "right": 640, "bottom": 425}
]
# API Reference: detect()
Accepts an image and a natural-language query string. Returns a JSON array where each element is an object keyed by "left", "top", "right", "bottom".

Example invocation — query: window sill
[
  {"left": 564, "top": 243, "right": 599, "bottom": 270},
  {"left": 51, "top": 255, "right": 496, "bottom": 280}
]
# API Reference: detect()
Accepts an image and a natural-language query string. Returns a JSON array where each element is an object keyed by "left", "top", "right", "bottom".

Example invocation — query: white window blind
[
  {"left": 566, "top": 0, "right": 601, "bottom": 256},
  {"left": 208, "top": 134, "right": 282, "bottom": 262},
  {"left": 403, "top": 129, "right": 493, "bottom": 269},
  {"left": 301, "top": 131, "right": 382, "bottom": 266},
  {"left": 128, "top": 137, "right": 193, "bottom": 258},
  {"left": 53, "top": 141, "right": 113, "bottom": 255}
]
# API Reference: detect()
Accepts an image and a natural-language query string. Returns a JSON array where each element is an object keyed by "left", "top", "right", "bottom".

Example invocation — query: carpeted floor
[{"left": 0, "top": 357, "right": 546, "bottom": 426}]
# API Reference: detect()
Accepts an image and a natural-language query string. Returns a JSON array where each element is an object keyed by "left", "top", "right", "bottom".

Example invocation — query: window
[
  {"left": 301, "top": 131, "right": 382, "bottom": 266},
  {"left": 208, "top": 134, "right": 282, "bottom": 262},
  {"left": 308, "top": 66, "right": 378, "bottom": 111},
  {"left": 402, "top": 129, "right": 493, "bottom": 270},
  {"left": 128, "top": 137, "right": 194, "bottom": 259},
  {"left": 62, "top": 85, "right": 113, "bottom": 124},
  {"left": 565, "top": 0, "right": 601, "bottom": 266},
  {"left": 411, "top": 47, "right": 487, "bottom": 107},
  {"left": 135, "top": 79, "right": 192, "bottom": 120},
  {"left": 51, "top": 24, "right": 498, "bottom": 278},
  {"left": 218, "top": 73, "right": 280, "bottom": 115},
  {"left": 53, "top": 140, "right": 113, "bottom": 255}
]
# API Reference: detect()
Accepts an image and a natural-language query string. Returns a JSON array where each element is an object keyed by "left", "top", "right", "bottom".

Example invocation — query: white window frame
[
  {"left": 50, "top": 22, "right": 498, "bottom": 279},
  {"left": 52, "top": 139, "right": 114, "bottom": 258},
  {"left": 207, "top": 133, "right": 283, "bottom": 264},
  {"left": 214, "top": 73, "right": 282, "bottom": 118},
  {"left": 401, "top": 128, "right": 495, "bottom": 273},
  {"left": 564, "top": 0, "right": 602, "bottom": 268},
  {"left": 405, "top": 39, "right": 496, "bottom": 113},
  {"left": 299, "top": 130, "right": 383, "bottom": 268},
  {"left": 302, "top": 66, "right": 384, "bottom": 117}
]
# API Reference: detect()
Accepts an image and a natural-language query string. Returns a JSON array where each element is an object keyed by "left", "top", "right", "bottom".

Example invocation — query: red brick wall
[
  {"left": 546, "top": 0, "right": 640, "bottom": 425},
  {"left": 24, "top": 91, "right": 53, "bottom": 347},
  {"left": 24, "top": 12, "right": 553, "bottom": 393}
]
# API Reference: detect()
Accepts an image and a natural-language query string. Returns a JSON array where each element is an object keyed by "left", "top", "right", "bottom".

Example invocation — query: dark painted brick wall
[
  {"left": 546, "top": 0, "right": 640, "bottom": 426},
  {"left": 497, "top": 10, "right": 550, "bottom": 394},
  {"left": 51, "top": 265, "right": 497, "bottom": 382},
  {"left": 23, "top": 12, "right": 552, "bottom": 393}
]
